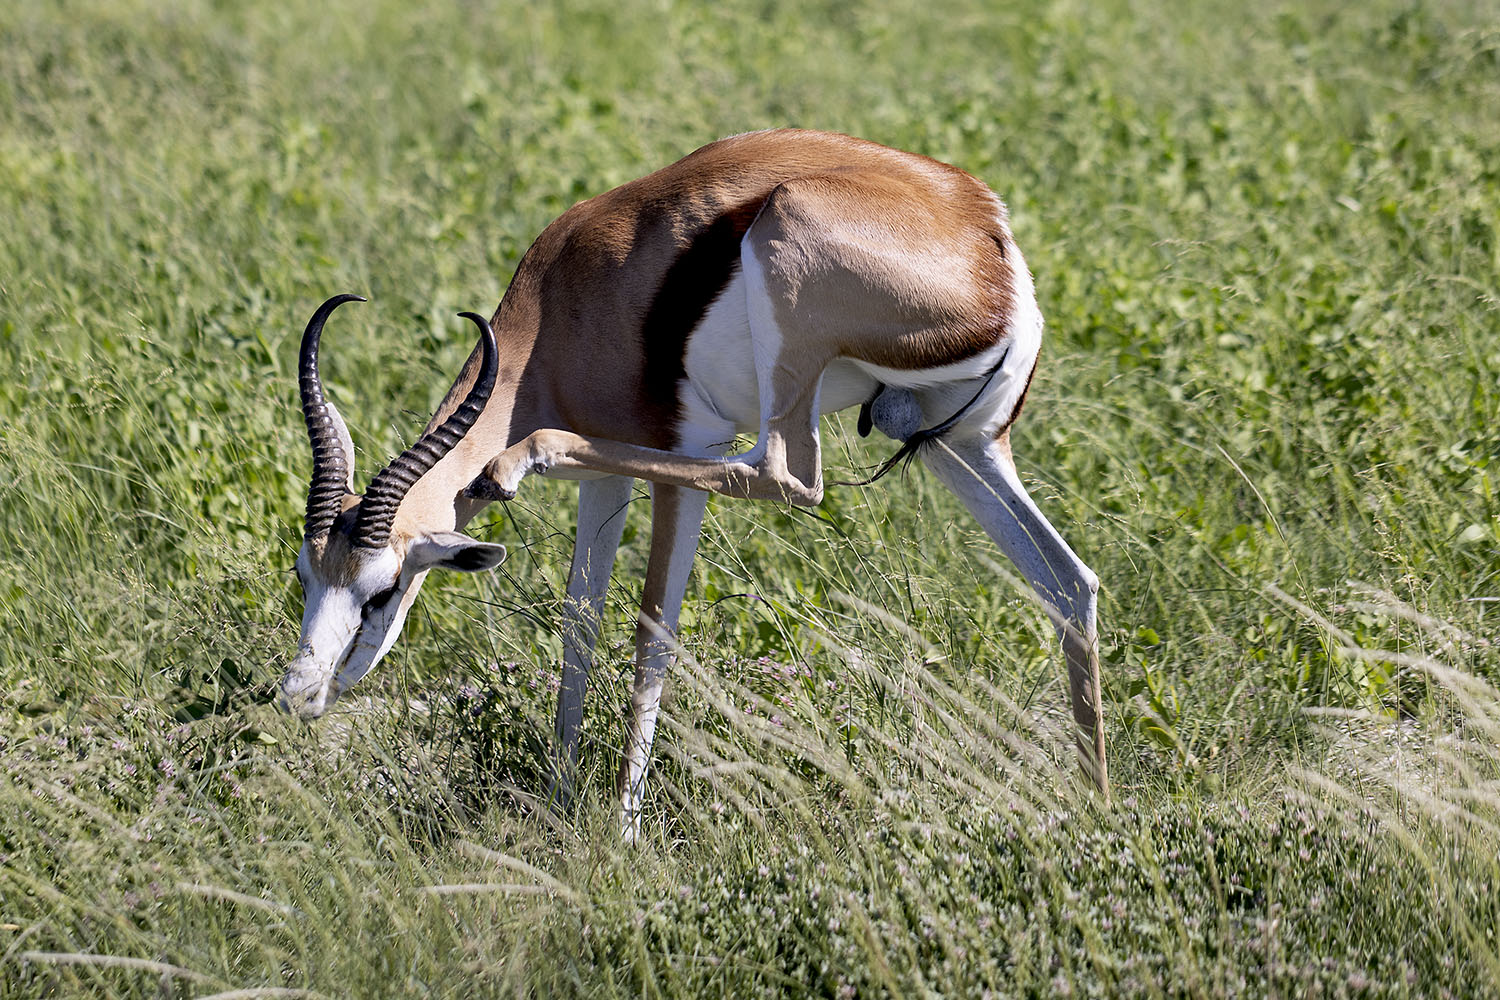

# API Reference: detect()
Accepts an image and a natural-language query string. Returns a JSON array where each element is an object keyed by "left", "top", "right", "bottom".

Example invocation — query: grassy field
[{"left": 2, "top": 0, "right": 1498, "bottom": 995}]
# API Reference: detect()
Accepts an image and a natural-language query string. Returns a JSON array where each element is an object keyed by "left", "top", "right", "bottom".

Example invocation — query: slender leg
[
  {"left": 549, "top": 475, "right": 634, "bottom": 811},
  {"left": 919, "top": 432, "right": 1110, "bottom": 800},
  {"left": 618, "top": 483, "right": 710, "bottom": 841},
  {"left": 474, "top": 237, "right": 830, "bottom": 509},
  {"left": 475, "top": 252, "right": 827, "bottom": 509},
  {"left": 477, "top": 419, "right": 826, "bottom": 508}
]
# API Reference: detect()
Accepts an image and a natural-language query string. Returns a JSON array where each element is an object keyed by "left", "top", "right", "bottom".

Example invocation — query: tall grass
[{"left": 2, "top": 0, "right": 1497, "bottom": 995}]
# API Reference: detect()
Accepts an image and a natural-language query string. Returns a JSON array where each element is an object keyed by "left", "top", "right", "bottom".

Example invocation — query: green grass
[{"left": 2, "top": 0, "right": 1498, "bottom": 995}]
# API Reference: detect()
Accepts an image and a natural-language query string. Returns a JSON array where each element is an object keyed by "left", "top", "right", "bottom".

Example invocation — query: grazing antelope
[{"left": 278, "top": 129, "right": 1109, "bottom": 838}]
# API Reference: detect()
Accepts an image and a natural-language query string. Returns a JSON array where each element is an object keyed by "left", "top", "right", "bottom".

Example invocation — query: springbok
[{"left": 278, "top": 129, "right": 1109, "bottom": 837}]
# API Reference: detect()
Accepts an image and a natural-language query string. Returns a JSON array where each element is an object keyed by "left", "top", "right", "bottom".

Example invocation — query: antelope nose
[{"left": 277, "top": 668, "right": 327, "bottom": 719}]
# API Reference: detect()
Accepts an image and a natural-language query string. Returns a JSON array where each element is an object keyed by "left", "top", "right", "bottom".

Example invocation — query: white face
[{"left": 277, "top": 530, "right": 506, "bottom": 719}]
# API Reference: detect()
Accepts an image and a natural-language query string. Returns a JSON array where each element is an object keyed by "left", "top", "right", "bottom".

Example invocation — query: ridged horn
[
  {"left": 300, "top": 294, "right": 366, "bottom": 539},
  {"left": 352, "top": 312, "right": 499, "bottom": 549}
]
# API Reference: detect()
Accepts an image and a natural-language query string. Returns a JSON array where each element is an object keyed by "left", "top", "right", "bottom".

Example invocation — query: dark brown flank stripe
[{"left": 639, "top": 199, "right": 765, "bottom": 449}]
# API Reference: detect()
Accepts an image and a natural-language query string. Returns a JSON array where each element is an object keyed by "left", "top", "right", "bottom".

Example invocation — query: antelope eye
[{"left": 364, "top": 582, "right": 400, "bottom": 613}]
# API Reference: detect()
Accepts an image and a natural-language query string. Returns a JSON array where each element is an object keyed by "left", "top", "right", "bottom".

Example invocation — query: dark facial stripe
[{"left": 639, "top": 199, "right": 764, "bottom": 448}]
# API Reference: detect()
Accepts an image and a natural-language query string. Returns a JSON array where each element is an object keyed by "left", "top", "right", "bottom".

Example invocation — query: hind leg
[
  {"left": 471, "top": 316, "right": 826, "bottom": 506},
  {"left": 472, "top": 247, "right": 830, "bottom": 509},
  {"left": 474, "top": 175, "right": 1004, "bottom": 509},
  {"left": 920, "top": 431, "right": 1109, "bottom": 799}
]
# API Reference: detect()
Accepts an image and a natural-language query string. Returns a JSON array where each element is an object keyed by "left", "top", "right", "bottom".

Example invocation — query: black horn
[
  {"left": 352, "top": 312, "right": 499, "bottom": 548},
  {"left": 300, "top": 294, "right": 366, "bottom": 539}
]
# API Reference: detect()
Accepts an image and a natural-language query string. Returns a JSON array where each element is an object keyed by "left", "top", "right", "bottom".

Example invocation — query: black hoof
[{"left": 463, "top": 475, "right": 515, "bottom": 501}]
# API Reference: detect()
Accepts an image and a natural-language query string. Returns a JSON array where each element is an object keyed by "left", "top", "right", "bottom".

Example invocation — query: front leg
[
  {"left": 618, "top": 483, "right": 710, "bottom": 842},
  {"left": 549, "top": 475, "right": 634, "bottom": 812}
]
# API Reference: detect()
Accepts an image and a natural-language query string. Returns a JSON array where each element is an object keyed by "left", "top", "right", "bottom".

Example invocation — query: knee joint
[
  {"left": 747, "top": 455, "right": 822, "bottom": 506},
  {"left": 789, "top": 479, "right": 824, "bottom": 506}
]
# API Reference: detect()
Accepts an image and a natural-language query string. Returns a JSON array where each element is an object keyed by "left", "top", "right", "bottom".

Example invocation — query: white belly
[
  {"left": 677, "top": 257, "right": 1043, "bottom": 450},
  {"left": 679, "top": 272, "right": 879, "bottom": 440}
]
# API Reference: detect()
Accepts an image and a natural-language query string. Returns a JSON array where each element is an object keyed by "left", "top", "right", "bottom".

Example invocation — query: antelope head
[{"left": 278, "top": 295, "right": 508, "bottom": 719}]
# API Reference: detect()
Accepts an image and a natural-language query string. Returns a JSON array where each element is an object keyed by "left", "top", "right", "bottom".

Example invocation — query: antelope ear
[{"left": 407, "top": 531, "right": 508, "bottom": 573}]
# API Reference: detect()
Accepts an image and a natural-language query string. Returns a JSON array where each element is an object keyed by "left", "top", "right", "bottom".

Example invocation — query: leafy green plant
[{"left": 2, "top": 0, "right": 1497, "bottom": 995}]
